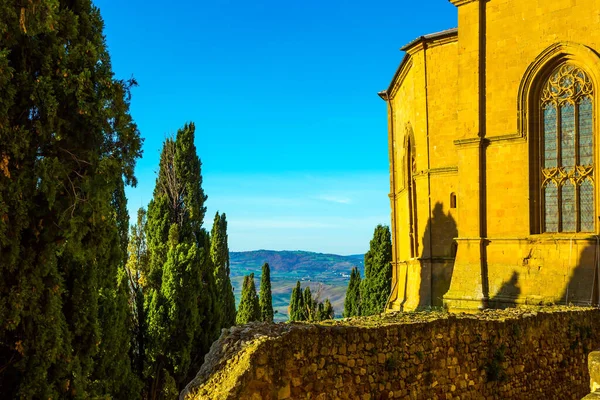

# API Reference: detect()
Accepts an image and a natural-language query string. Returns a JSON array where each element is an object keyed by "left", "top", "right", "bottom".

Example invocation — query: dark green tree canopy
[
  {"left": 360, "top": 225, "right": 393, "bottom": 316},
  {"left": 289, "top": 282, "right": 334, "bottom": 323},
  {"left": 343, "top": 267, "right": 362, "bottom": 318},
  {"left": 236, "top": 273, "right": 260, "bottom": 325},
  {"left": 0, "top": 0, "right": 142, "bottom": 397},
  {"left": 210, "top": 212, "right": 236, "bottom": 329},
  {"left": 259, "top": 263, "right": 274, "bottom": 323},
  {"left": 143, "top": 122, "right": 217, "bottom": 397},
  {"left": 288, "top": 281, "right": 304, "bottom": 322}
]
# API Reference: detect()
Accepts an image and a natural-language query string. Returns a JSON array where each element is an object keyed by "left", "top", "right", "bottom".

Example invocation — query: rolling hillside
[{"left": 230, "top": 250, "right": 364, "bottom": 322}]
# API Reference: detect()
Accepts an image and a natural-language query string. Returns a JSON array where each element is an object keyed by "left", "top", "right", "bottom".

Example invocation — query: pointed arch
[
  {"left": 403, "top": 123, "right": 418, "bottom": 257},
  {"left": 520, "top": 43, "right": 600, "bottom": 233},
  {"left": 518, "top": 42, "right": 600, "bottom": 140}
]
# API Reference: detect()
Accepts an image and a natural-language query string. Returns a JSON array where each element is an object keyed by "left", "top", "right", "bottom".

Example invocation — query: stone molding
[
  {"left": 388, "top": 57, "right": 413, "bottom": 99},
  {"left": 449, "top": 0, "right": 480, "bottom": 6},
  {"left": 517, "top": 42, "right": 600, "bottom": 141}
]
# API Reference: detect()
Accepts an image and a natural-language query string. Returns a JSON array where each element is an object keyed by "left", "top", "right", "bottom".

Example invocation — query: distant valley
[{"left": 230, "top": 250, "right": 364, "bottom": 322}]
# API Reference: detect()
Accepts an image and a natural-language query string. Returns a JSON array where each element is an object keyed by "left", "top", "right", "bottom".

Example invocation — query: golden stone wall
[
  {"left": 382, "top": 0, "right": 600, "bottom": 312},
  {"left": 181, "top": 308, "right": 600, "bottom": 400}
]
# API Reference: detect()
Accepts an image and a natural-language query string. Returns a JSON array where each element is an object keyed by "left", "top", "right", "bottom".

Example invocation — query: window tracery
[
  {"left": 406, "top": 133, "right": 418, "bottom": 257},
  {"left": 540, "top": 64, "right": 594, "bottom": 232}
]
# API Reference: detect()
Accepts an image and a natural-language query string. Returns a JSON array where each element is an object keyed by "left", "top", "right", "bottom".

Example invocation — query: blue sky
[{"left": 95, "top": 0, "right": 457, "bottom": 255}]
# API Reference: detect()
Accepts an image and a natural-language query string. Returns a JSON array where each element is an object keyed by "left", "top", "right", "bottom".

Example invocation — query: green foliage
[
  {"left": 236, "top": 274, "right": 261, "bottom": 324},
  {"left": 126, "top": 207, "right": 149, "bottom": 381},
  {"left": 360, "top": 225, "right": 392, "bottom": 316},
  {"left": 319, "top": 298, "right": 335, "bottom": 321},
  {"left": 144, "top": 123, "right": 217, "bottom": 397},
  {"left": 485, "top": 345, "right": 507, "bottom": 382},
  {"left": 210, "top": 212, "right": 236, "bottom": 329},
  {"left": 289, "top": 282, "right": 334, "bottom": 322},
  {"left": 303, "top": 286, "right": 315, "bottom": 320},
  {"left": 385, "top": 355, "right": 399, "bottom": 371},
  {"left": 0, "top": 0, "right": 142, "bottom": 397},
  {"left": 259, "top": 263, "right": 274, "bottom": 322},
  {"left": 344, "top": 267, "right": 362, "bottom": 317},
  {"left": 288, "top": 281, "right": 304, "bottom": 322}
]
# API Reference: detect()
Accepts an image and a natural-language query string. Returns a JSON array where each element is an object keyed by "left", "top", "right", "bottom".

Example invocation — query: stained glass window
[
  {"left": 579, "top": 97, "right": 593, "bottom": 166},
  {"left": 544, "top": 184, "right": 558, "bottom": 233},
  {"left": 560, "top": 103, "right": 575, "bottom": 168},
  {"left": 561, "top": 182, "right": 576, "bottom": 232},
  {"left": 543, "top": 105, "right": 557, "bottom": 169},
  {"left": 581, "top": 179, "right": 595, "bottom": 232},
  {"left": 540, "top": 64, "right": 594, "bottom": 233}
]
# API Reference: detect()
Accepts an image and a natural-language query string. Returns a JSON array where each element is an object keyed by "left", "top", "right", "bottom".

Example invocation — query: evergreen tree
[
  {"left": 259, "top": 263, "right": 274, "bottom": 322},
  {"left": 0, "top": 1, "right": 142, "bottom": 397},
  {"left": 288, "top": 282, "right": 334, "bottom": 322},
  {"left": 210, "top": 212, "right": 236, "bottom": 329},
  {"left": 126, "top": 207, "right": 149, "bottom": 381},
  {"left": 344, "top": 267, "right": 362, "bottom": 317},
  {"left": 236, "top": 274, "right": 260, "bottom": 324},
  {"left": 303, "top": 286, "right": 316, "bottom": 321},
  {"left": 319, "top": 299, "right": 335, "bottom": 321},
  {"left": 288, "top": 281, "right": 304, "bottom": 322},
  {"left": 360, "top": 225, "right": 393, "bottom": 316},
  {"left": 144, "top": 123, "right": 216, "bottom": 397}
]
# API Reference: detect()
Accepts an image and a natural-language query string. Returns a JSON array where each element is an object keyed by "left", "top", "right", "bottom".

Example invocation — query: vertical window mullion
[
  {"left": 576, "top": 185, "right": 581, "bottom": 232},
  {"left": 557, "top": 103, "right": 562, "bottom": 231},
  {"left": 575, "top": 102, "right": 581, "bottom": 231},
  {"left": 539, "top": 64, "right": 593, "bottom": 234}
]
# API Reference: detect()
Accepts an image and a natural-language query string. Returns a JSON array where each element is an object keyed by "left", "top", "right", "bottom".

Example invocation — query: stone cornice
[
  {"left": 449, "top": 0, "right": 479, "bottom": 6},
  {"left": 454, "top": 133, "right": 527, "bottom": 147},
  {"left": 453, "top": 137, "right": 484, "bottom": 147},
  {"left": 388, "top": 57, "right": 413, "bottom": 99},
  {"left": 414, "top": 166, "right": 459, "bottom": 177}
]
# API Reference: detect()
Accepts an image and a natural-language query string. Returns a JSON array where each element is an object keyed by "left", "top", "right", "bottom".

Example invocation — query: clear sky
[{"left": 94, "top": 0, "right": 457, "bottom": 255}]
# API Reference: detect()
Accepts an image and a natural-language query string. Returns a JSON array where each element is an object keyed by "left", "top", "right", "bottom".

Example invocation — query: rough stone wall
[{"left": 181, "top": 307, "right": 600, "bottom": 400}]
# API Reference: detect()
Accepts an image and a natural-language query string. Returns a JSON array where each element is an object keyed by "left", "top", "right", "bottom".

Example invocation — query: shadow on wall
[
  {"left": 558, "top": 241, "right": 599, "bottom": 306},
  {"left": 489, "top": 271, "right": 520, "bottom": 309},
  {"left": 419, "top": 202, "right": 458, "bottom": 308},
  {"left": 488, "top": 239, "right": 599, "bottom": 310}
]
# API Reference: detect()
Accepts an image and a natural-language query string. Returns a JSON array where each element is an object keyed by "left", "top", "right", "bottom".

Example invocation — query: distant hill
[{"left": 229, "top": 250, "right": 364, "bottom": 322}]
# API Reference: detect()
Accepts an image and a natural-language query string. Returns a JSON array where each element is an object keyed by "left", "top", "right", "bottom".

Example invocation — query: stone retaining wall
[{"left": 181, "top": 307, "right": 600, "bottom": 400}]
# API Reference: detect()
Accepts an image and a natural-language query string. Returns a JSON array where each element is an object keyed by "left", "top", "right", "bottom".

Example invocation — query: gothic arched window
[
  {"left": 540, "top": 64, "right": 594, "bottom": 233},
  {"left": 406, "top": 135, "right": 418, "bottom": 257}
]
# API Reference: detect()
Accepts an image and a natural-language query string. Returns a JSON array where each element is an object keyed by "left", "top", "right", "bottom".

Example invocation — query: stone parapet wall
[{"left": 181, "top": 307, "right": 600, "bottom": 400}]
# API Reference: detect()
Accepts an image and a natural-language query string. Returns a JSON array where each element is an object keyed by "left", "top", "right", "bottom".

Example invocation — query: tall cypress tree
[
  {"left": 236, "top": 274, "right": 260, "bottom": 324},
  {"left": 318, "top": 299, "right": 334, "bottom": 321},
  {"left": 259, "top": 263, "right": 274, "bottom": 322},
  {"left": 144, "top": 123, "right": 215, "bottom": 397},
  {"left": 344, "top": 267, "right": 362, "bottom": 317},
  {"left": 303, "top": 286, "right": 315, "bottom": 321},
  {"left": 210, "top": 212, "right": 236, "bottom": 329},
  {"left": 360, "top": 225, "right": 393, "bottom": 316},
  {"left": 0, "top": 1, "right": 142, "bottom": 397},
  {"left": 289, "top": 281, "right": 304, "bottom": 322},
  {"left": 126, "top": 207, "right": 149, "bottom": 381}
]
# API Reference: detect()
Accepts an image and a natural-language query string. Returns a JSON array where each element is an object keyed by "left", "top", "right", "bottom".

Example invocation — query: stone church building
[{"left": 379, "top": 0, "right": 600, "bottom": 312}]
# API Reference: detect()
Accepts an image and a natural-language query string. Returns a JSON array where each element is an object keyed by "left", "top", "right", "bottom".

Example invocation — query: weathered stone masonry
[{"left": 181, "top": 307, "right": 600, "bottom": 400}]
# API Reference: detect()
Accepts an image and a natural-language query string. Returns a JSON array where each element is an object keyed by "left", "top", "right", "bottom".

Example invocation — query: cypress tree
[
  {"left": 236, "top": 274, "right": 260, "bottom": 324},
  {"left": 320, "top": 299, "right": 334, "bottom": 321},
  {"left": 144, "top": 123, "right": 215, "bottom": 396},
  {"left": 360, "top": 225, "right": 393, "bottom": 316},
  {"left": 289, "top": 281, "right": 304, "bottom": 322},
  {"left": 344, "top": 267, "right": 362, "bottom": 317},
  {"left": 303, "top": 286, "right": 315, "bottom": 321},
  {"left": 0, "top": 1, "right": 142, "bottom": 397},
  {"left": 125, "top": 207, "right": 149, "bottom": 381},
  {"left": 210, "top": 212, "right": 236, "bottom": 329},
  {"left": 259, "top": 263, "right": 274, "bottom": 322}
]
